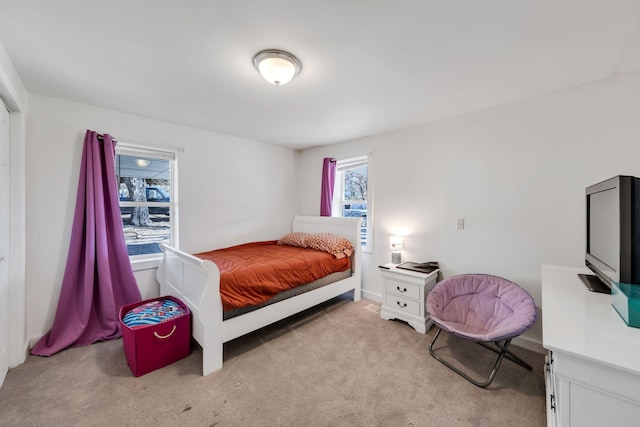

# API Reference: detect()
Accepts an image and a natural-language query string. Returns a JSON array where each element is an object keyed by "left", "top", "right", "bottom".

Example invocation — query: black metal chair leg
[
  {"left": 475, "top": 340, "right": 533, "bottom": 370},
  {"left": 428, "top": 327, "right": 529, "bottom": 388}
]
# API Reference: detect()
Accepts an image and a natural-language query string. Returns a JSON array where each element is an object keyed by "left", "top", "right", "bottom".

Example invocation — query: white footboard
[
  {"left": 156, "top": 215, "right": 362, "bottom": 375},
  {"left": 156, "top": 244, "right": 224, "bottom": 375}
]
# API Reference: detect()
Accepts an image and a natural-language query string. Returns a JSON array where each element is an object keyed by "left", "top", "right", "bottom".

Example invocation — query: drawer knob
[
  {"left": 396, "top": 286, "right": 407, "bottom": 293},
  {"left": 396, "top": 301, "right": 407, "bottom": 308}
]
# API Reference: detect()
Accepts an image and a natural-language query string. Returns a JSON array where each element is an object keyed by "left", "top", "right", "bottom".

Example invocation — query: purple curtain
[
  {"left": 320, "top": 157, "right": 336, "bottom": 216},
  {"left": 31, "top": 130, "right": 141, "bottom": 356}
]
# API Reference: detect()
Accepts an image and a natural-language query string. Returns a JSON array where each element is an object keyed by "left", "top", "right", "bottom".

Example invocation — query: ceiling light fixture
[
  {"left": 135, "top": 159, "right": 151, "bottom": 168},
  {"left": 253, "top": 49, "right": 302, "bottom": 86}
]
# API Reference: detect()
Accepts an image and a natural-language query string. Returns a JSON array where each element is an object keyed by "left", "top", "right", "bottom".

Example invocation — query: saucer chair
[{"left": 426, "top": 274, "right": 538, "bottom": 388}]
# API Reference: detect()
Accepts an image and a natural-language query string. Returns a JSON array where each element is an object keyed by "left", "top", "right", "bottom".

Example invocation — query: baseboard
[
  {"left": 8, "top": 339, "right": 30, "bottom": 369},
  {"left": 19, "top": 339, "right": 29, "bottom": 364},
  {"left": 361, "top": 289, "right": 382, "bottom": 304},
  {"left": 512, "top": 335, "right": 544, "bottom": 354},
  {"left": 27, "top": 335, "right": 40, "bottom": 350}
]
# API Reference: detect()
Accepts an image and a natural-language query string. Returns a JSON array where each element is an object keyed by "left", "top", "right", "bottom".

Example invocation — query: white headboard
[{"left": 291, "top": 215, "right": 363, "bottom": 277}]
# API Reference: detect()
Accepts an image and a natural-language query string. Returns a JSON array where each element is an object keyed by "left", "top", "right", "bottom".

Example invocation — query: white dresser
[
  {"left": 379, "top": 264, "right": 439, "bottom": 333},
  {"left": 542, "top": 264, "right": 640, "bottom": 427}
]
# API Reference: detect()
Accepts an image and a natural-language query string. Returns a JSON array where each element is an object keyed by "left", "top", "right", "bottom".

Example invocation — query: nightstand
[{"left": 379, "top": 263, "right": 439, "bottom": 333}]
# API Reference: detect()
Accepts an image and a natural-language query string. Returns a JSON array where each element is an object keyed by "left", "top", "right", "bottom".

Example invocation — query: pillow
[
  {"left": 307, "top": 233, "right": 354, "bottom": 259},
  {"left": 277, "top": 232, "right": 311, "bottom": 248}
]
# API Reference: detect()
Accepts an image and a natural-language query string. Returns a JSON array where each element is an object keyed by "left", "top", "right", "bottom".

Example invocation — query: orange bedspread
[{"left": 194, "top": 241, "right": 351, "bottom": 312}]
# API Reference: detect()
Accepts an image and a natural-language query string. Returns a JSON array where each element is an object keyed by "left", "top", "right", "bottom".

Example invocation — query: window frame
[
  {"left": 115, "top": 143, "right": 179, "bottom": 266},
  {"left": 333, "top": 154, "right": 373, "bottom": 253}
]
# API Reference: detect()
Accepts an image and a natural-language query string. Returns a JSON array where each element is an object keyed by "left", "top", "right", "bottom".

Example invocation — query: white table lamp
[{"left": 390, "top": 235, "right": 404, "bottom": 264}]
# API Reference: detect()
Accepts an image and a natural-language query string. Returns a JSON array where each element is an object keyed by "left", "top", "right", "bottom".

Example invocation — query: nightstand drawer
[
  {"left": 384, "top": 294, "right": 421, "bottom": 316},
  {"left": 385, "top": 280, "right": 420, "bottom": 300}
]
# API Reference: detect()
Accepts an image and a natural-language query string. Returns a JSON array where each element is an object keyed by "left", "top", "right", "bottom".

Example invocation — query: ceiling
[{"left": 1, "top": 1, "right": 639, "bottom": 150}]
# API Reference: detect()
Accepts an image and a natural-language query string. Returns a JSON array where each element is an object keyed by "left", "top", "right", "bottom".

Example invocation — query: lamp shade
[
  {"left": 390, "top": 235, "right": 404, "bottom": 251},
  {"left": 253, "top": 49, "right": 301, "bottom": 86}
]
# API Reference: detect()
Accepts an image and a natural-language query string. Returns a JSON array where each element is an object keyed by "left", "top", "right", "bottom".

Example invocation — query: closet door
[{"left": 0, "top": 103, "right": 9, "bottom": 387}]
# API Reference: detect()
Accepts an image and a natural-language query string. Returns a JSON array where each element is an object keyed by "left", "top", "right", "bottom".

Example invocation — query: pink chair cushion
[{"left": 426, "top": 274, "right": 537, "bottom": 342}]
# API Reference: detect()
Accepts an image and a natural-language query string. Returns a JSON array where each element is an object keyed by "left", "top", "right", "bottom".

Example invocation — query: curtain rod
[{"left": 95, "top": 133, "right": 185, "bottom": 153}]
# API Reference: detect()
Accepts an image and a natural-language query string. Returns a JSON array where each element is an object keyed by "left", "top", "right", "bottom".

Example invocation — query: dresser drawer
[
  {"left": 385, "top": 280, "right": 421, "bottom": 300},
  {"left": 384, "top": 293, "right": 421, "bottom": 316}
]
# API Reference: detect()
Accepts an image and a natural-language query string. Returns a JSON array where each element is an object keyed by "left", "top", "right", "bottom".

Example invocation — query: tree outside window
[
  {"left": 115, "top": 149, "right": 175, "bottom": 257},
  {"left": 335, "top": 156, "right": 371, "bottom": 251}
]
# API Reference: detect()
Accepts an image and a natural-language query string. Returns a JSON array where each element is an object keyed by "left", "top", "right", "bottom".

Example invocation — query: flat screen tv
[{"left": 580, "top": 175, "right": 640, "bottom": 293}]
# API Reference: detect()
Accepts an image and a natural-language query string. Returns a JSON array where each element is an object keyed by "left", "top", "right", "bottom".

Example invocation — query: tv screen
[
  {"left": 588, "top": 186, "right": 619, "bottom": 273},
  {"left": 582, "top": 175, "right": 640, "bottom": 293}
]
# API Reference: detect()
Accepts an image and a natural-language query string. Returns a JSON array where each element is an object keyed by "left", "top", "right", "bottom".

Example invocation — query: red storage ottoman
[{"left": 119, "top": 295, "right": 191, "bottom": 377}]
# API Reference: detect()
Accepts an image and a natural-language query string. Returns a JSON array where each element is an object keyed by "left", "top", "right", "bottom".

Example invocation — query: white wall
[
  {"left": 297, "top": 71, "right": 640, "bottom": 347},
  {"left": 26, "top": 94, "right": 298, "bottom": 342}
]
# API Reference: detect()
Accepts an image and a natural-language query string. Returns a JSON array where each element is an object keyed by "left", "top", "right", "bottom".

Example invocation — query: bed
[{"left": 155, "top": 215, "right": 363, "bottom": 375}]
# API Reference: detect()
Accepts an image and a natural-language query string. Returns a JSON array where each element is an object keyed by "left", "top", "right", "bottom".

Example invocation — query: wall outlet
[{"left": 457, "top": 218, "right": 464, "bottom": 229}]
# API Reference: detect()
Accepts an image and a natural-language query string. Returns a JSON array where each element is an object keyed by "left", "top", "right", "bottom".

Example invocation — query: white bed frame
[{"left": 156, "top": 215, "right": 362, "bottom": 375}]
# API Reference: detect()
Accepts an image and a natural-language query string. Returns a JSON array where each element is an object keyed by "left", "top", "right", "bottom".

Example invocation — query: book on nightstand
[{"left": 396, "top": 261, "right": 439, "bottom": 274}]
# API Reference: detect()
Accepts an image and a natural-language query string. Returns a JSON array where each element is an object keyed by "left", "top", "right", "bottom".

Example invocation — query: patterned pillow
[
  {"left": 307, "top": 233, "right": 354, "bottom": 259},
  {"left": 277, "top": 232, "right": 311, "bottom": 248}
]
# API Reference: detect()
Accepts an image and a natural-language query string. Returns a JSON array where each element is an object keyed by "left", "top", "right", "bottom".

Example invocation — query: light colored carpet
[{"left": 0, "top": 295, "right": 546, "bottom": 426}]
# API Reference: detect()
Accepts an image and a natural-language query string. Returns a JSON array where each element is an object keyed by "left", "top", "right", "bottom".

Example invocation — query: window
[
  {"left": 115, "top": 145, "right": 177, "bottom": 258},
  {"left": 334, "top": 155, "right": 372, "bottom": 252}
]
